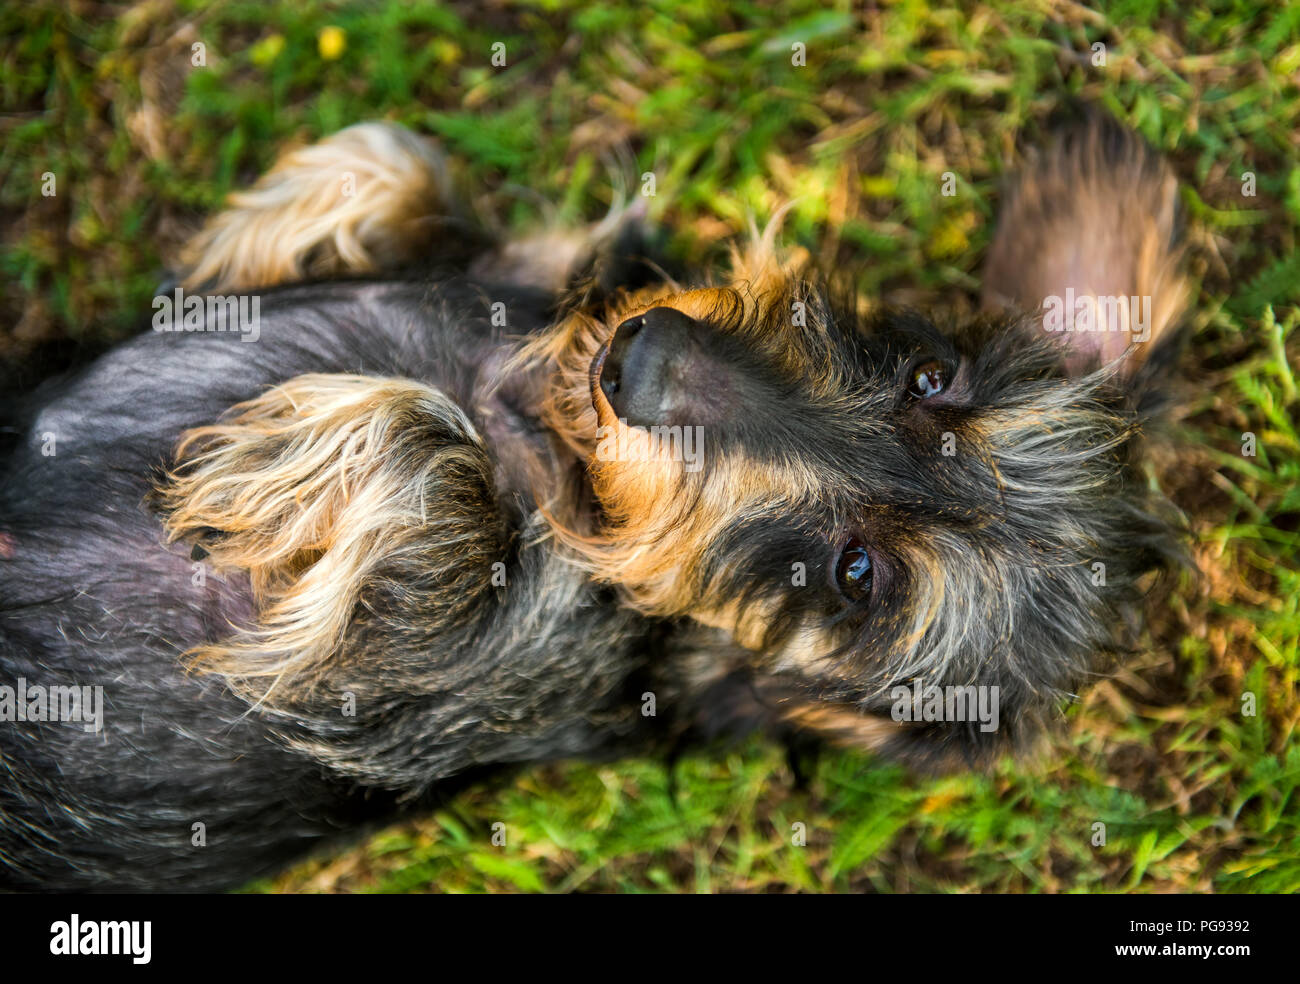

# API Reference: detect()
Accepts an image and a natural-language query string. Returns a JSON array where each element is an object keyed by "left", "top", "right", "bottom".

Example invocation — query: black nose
[{"left": 600, "top": 307, "right": 701, "bottom": 427}]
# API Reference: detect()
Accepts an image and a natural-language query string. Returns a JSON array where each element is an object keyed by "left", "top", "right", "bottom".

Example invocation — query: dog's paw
[
  {"left": 154, "top": 373, "right": 503, "bottom": 703},
  {"left": 177, "top": 123, "right": 455, "bottom": 293}
]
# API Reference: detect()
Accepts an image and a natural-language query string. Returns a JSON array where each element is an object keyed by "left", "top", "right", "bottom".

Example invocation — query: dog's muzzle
[{"left": 591, "top": 306, "right": 755, "bottom": 430}]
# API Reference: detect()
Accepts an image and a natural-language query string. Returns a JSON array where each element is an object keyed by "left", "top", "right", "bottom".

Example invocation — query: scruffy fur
[
  {"left": 0, "top": 116, "right": 1188, "bottom": 890},
  {"left": 177, "top": 123, "right": 455, "bottom": 291}
]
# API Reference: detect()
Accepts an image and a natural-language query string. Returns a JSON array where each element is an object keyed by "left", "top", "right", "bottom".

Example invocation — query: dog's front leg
[
  {"left": 152, "top": 372, "right": 652, "bottom": 791},
  {"left": 154, "top": 373, "right": 506, "bottom": 708}
]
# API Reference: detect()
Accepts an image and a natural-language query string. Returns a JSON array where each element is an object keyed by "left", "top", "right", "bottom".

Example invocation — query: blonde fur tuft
[
  {"left": 178, "top": 123, "right": 450, "bottom": 293},
  {"left": 155, "top": 373, "right": 502, "bottom": 705}
]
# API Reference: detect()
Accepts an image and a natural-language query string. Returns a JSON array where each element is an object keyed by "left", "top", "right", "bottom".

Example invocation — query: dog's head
[{"left": 536, "top": 197, "right": 1185, "bottom": 767}]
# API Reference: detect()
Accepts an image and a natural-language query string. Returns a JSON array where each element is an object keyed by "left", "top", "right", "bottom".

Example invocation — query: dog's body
[
  {"left": 0, "top": 276, "right": 675, "bottom": 890},
  {"left": 0, "top": 113, "right": 1189, "bottom": 891}
]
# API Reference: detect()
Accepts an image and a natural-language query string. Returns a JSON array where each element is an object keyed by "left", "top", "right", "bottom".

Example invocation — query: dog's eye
[
  {"left": 833, "top": 536, "right": 873, "bottom": 602},
  {"left": 908, "top": 360, "right": 948, "bottom": 399}
]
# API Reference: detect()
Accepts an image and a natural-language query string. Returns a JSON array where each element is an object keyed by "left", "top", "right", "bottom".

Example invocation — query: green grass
[{"left": 3, "top": 0, "right": 1298, "bottom": 893}]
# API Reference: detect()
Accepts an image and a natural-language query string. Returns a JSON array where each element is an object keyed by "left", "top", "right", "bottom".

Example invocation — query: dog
[{"left": 0, "top": 112, "right": 1187, "bottom": 891}]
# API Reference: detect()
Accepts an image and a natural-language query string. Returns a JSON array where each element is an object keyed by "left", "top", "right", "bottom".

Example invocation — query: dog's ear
[
  {"left": 154, "top": 373, "right": 504, "bottom": 705},
  {"left": 982, "top": 111, "right": 1190, "bottom": 377},
  {"left": 779, "top": 700, "right": 1049, "bottom": 773},
  {"left": 667, "top": 660, "right": 1040, "bottom": 773},
  {"left": 177, "top": 123, "right": 462, "bottom": 293}
]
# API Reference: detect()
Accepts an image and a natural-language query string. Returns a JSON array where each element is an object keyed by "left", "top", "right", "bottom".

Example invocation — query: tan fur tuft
[
  {"left": 178, "top": 123, "right": 450, "bottom": 293},
  {"left": 155, "top": 373, "right": 501, "bottom": 705}
]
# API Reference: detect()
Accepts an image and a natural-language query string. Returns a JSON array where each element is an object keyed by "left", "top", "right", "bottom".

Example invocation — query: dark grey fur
[{"left": 0, "top": 278, "right": 668, "bottom": 891}]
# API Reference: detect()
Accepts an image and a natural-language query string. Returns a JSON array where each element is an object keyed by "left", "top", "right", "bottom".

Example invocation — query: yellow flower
[
  {"left": 861, "top": 175, "right": 897, "bottom": 198},
  {"left": 318, "top": 26, "right": 346, "bottom": 61},
  {"left": 250, "top": 34, "right": 285, "bottom": 67},
  {"left": 431, "top": 39, "right": 462, "bottom": 65},
  {"left": 927, "top": 212, "right": 975, "bottom": 259}
]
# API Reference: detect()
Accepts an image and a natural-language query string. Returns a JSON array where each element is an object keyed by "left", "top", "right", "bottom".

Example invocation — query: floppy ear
[
  {"left": 155, "top": 373, "right": 504, "bottom": 705},
  {"left": 982, "top": 112, "right": 1190, "bottom": 376},
  {"left": 658, "top": 645, "right": 1034, "bottom": 773},
  {"left": 177, "top": 123, "right": 454, "bottom": 293},
  {"left": 697, "top": 674, "right": 1034, "bottom": 772},
  {"left": 777, "top": 699, "right": 1050, "bottom": 773}
]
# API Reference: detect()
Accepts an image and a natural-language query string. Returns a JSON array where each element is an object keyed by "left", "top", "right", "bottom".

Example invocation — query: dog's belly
[{"left": 0, "top": 276, "right": 644, "bottom": 891}]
